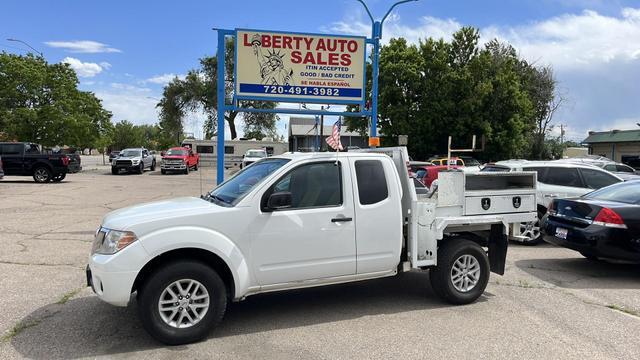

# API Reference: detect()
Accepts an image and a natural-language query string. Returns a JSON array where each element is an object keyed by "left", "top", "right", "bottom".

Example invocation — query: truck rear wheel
[
  {"left": 52, "top": 173, "right": 66, "bottom": 182},
  {"left": 430, "top": 239, "right": 489, "bottom": 305},
  {"left": 137, "top": 260, "right": 227, "bottom": 345}
]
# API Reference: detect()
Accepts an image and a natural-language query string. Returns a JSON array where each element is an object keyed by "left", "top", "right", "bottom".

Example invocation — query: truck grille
[
  {"left": 115, "top": 160, "right": 132, "bottom": 166},
  {"left": 164, "top": 160, "right": 183, "bottom": 165}
]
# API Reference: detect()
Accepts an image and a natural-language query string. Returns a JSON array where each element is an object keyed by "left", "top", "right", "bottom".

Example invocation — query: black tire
[
  {"left": 52, "top": 173, "right": 66, "bottom": 182},
  {"left": 151, "top": 160, "right": 156, "bottom": 171},
  {"left": 430, "top": 239, "right": 490, "bottom": 305},
  {"left": 161, "top": 169, "right": 166, "bottom": 175},
  {"left": 32, "top": 166, "right": 52, "bottom": 183},
  {"left": 111, "top": 167, "right": 118, "bottom": 175},
  {"left": 137, "top": 260, "right": 227, "bottom": 345},
  {"left": 138, "top": 163, "right": 144, "bottom": 174},
  {"left": 194, "top": 162, "right": 198, "bottom": 171},
  {"left": 184, "top": 165, "right": 189, "bottom": 175}
]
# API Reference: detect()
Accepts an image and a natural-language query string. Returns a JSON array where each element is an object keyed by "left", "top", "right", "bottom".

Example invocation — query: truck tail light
[
  {"left": 593, "top": 207, "right": 627, "bottom": 229},
  {"left": 63, "top": 156, "right": 70, "bottom": 166}
]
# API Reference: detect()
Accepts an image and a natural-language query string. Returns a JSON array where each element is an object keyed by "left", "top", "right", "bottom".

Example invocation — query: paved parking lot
[{"left": 1, "top": 165, "right": 640, "bottom": 359}]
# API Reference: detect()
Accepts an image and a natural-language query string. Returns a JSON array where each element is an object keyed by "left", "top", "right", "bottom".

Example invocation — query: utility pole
[
  {"left": 560, "top": 124, "right": 565, "bottom": 144},
  {"left": 356, "top": 0, "right": 418, "bottom": 147}
]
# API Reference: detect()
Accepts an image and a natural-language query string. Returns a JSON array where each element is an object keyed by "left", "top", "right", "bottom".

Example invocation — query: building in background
[
  {"left": 583, "top": 129, "right": 640, "bottom": 167},
  {"left": 288, "top": 117, "right": 367, "bottom": 152},
  {"left": 181, "top": 138, "right": 288, "bottom": 168}
]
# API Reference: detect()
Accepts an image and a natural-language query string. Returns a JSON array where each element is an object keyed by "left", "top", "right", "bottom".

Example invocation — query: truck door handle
[
  {"left": 331, "top": 217, "right": 352, "bottom": 223},
  {"left": 544, "top": 194, "right": 558, "bottom": 198}
]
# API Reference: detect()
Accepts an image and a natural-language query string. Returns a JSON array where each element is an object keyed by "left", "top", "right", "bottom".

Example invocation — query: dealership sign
[{"left": 235, "top": 29, "right": 366, "bottom": 103}]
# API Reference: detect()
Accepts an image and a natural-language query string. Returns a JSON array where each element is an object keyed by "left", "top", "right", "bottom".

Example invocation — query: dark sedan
[{"left": 542, "top": 181, "right": 640, "bottom": 262}]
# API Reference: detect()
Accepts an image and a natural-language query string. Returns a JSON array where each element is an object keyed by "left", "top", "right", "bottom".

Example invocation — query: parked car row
[{"left": 110, "top": 147, "right": 201, "bottom": 175}]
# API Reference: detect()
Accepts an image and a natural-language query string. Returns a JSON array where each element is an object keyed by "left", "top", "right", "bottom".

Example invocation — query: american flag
[{"left": 325, "top": 119, "right": 344, "bottom": 151}]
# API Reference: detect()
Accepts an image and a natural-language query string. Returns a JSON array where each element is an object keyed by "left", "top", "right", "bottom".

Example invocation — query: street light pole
[
  {"left": 355, "top": 0, "right": 417, "bottom": 147},
  {"left": 7, "top": 38, "right": 43, "bottom": 57}
]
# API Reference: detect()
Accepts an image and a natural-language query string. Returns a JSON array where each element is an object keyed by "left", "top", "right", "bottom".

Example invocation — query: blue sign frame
[
  {"left": 215, "top": 28, "right": 373, "bottom": 184},
  {"left": 213, "top": 0, "right": 417, "bottom": 184}
]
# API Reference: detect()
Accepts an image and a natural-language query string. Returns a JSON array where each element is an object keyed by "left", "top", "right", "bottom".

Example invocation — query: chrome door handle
[{"left": 331, "top": 217, "right": 352, "bottom": 223}]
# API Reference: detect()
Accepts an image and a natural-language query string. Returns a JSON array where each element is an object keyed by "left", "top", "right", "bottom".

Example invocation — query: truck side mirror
[{"left": 267, "top": 191, "right": 292, "bottom": 210}]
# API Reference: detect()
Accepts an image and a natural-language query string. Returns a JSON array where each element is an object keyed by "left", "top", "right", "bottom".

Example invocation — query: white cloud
[
  {"left": 45, "top": 40, "right": 121, "bottom": 53},
  {"left": 143, "top": 73, "right": 186, "bottom": 85},
  {"left": 325, "top": 8, "right": 640, "bottom": 70},
  {"left": 62, "top": 57, "right": 108, "bottom": 78},
  {"left": 94, "top": 84, "right": 159, "bottom": 125},
  {"left": 324, "top": 13, "right": 462, "bottom": 45},
  {"left": 488, "top": 8, "right": 640, "bottom": 69}
]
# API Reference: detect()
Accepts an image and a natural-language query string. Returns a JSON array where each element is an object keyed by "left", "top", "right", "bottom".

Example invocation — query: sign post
[{"left": 213, "top": 0, "right": 417, "bottom": 184}]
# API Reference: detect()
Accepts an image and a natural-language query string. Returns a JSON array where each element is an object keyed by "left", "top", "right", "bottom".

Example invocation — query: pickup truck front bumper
[
  {"left": 161, "top": 164, "right": 187, "bottom": 171},
  {"left": 87, "top": 241, "right": 148, "bottom": 307}
]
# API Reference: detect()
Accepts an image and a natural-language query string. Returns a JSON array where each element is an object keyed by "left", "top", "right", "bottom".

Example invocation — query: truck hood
[
  {"left": 116, "top": 156, "right": 142, "bottom": 161},
  {"left": 102, "top": 197, "right": 219, "bottom": 230}
]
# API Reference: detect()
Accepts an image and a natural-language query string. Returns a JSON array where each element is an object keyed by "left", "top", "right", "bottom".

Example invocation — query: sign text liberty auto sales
[{"left": 235, "top": 29, "right": 366, "bottom": 103}]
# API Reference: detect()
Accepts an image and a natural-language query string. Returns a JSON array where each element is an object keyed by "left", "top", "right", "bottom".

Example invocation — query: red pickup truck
[{"left": 160, "top": 147, "right": 200, "bottom": 174}]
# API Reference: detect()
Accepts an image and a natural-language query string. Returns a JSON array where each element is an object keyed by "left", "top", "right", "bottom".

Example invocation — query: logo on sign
[
  {"left": 512, "top": 196, "right": 521, "bottom": 209},
  {"left": 481, "top": 198, "right": 491, "bottom": 210}
]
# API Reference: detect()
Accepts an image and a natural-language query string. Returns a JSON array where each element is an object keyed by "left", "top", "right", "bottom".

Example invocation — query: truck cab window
[
  {"left": 271, "top": 162, "right": 342, "bottom": 209},
  {"left": 355, "top": 160, "right": 388, "bottom": 205}
]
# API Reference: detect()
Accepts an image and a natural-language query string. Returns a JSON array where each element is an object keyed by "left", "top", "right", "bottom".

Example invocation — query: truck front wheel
[
  {"left": 137, "top": 260, "right": 227, "bottom": 345},
  {"left": 430, "top": 239, "right": 490, "bottom": 305}
]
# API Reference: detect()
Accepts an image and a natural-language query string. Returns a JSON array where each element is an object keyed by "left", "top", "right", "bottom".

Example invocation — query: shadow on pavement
[
  {"left": 515, "top": 256, "right": 640, "bottom": 289},
  {"left": 10, "top": 271, "right": 462, "bottom": 359}
]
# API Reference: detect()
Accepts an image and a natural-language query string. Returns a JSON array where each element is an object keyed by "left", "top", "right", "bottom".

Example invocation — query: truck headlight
[
  {"left": 132, "top": 159, "right": 140, "bottom": 165},
  {"left": 92, "top": 228, "right": 138, "bottom": 255}
]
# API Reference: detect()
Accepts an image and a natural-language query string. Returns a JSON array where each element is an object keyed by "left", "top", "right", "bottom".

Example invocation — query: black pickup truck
[{"left": 0, "top": 142, "right": 70, "bottom": 183}]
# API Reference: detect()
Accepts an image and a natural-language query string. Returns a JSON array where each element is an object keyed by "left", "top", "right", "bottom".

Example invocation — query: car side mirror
[
  {"left": 242, "top": 155, "right": 245, "bottom": 158},
  {"left": 160, "top": 151, "right": 166, "bottom": 156},
  {"left": 267, "top": 191, "right": 292, "bottom": 210}
]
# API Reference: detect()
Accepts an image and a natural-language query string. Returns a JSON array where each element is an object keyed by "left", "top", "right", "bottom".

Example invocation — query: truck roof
[{"left": 273, "top": 151, "right": 390, "bottom": 161}]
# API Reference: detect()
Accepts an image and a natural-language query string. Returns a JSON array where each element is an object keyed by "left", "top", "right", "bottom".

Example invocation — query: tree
[
  {"left": 0, "top": 52, "right": 112, "bottom": 148},
  {"left": 159, "top": 39, "right": 278, "bottom": 142},
  {"left": 110, "top": 120, "right": 145, "bottom": 150},
  {"left": 346, "top": 28, "right": 558, "bottom": 161}
]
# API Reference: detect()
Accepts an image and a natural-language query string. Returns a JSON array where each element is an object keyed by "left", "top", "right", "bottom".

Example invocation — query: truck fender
[{"left": 137, "top": 226, "right": 251, "bottom": 299}]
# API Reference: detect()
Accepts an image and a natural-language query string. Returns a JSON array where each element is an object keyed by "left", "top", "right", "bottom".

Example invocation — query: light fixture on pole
[
  {"left": 7, "top": 38, "right": 43, "bottom": 57},
  {"left": 355, "top": 0, "right": 418, "bottom": 147}
]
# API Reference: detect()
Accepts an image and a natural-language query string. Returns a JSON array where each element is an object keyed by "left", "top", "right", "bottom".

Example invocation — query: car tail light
[
  {"left": 62, "top": 156, "right": 70, "bottom": 166},
  {"left": 593, "top": 207, "right": 627, "bottom": 229}
]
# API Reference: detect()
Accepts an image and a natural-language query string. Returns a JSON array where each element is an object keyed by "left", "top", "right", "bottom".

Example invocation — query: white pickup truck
[{"left": 87, "top": 147, "right": 536, "bottom": 344}]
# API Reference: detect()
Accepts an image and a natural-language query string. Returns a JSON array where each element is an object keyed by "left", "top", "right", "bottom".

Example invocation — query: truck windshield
[
  {"left": 166, "top": 149, "right": 187, "bottom": 156},
  {"left": 207, "top": 158, "right": 289, "bottom": 206},
  {"left": 121, "top": 150, "right": 141, "bottom": 157}
]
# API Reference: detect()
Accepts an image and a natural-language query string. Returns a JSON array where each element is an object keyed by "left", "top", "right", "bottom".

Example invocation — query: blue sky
[{"left": 2, "top": 0, "right": 640, "bottom": 141}]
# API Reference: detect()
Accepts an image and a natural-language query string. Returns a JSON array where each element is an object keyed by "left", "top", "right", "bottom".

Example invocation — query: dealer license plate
[{"left": 555, "top": 227, "right": 568, "bottom": 240}]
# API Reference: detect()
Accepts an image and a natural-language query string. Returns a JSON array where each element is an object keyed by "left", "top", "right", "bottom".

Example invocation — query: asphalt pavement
[{"left": 1, "top": 164, "right": 640, "bottom": 359}]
